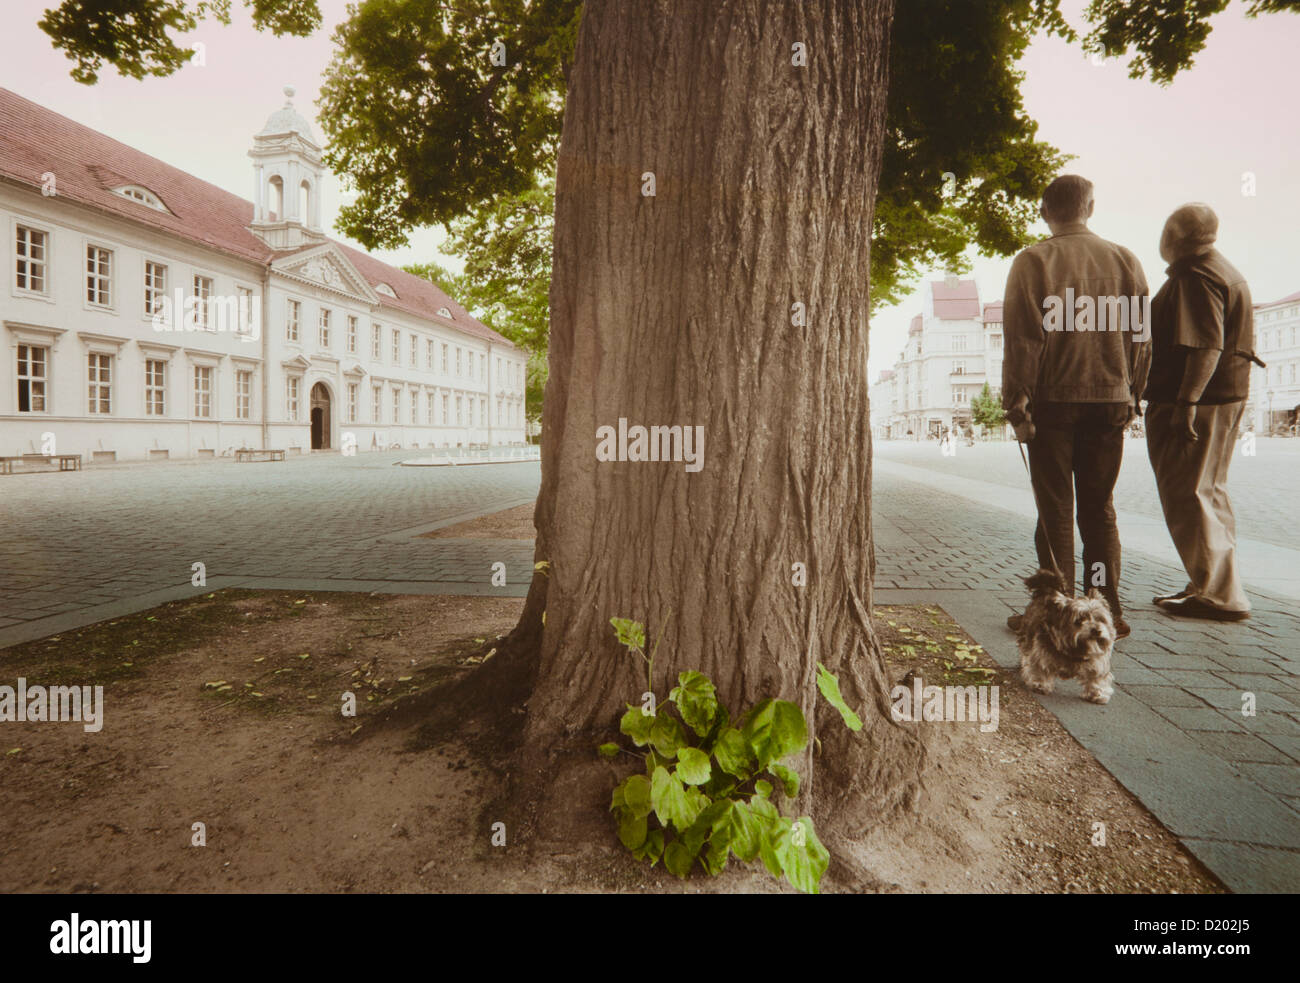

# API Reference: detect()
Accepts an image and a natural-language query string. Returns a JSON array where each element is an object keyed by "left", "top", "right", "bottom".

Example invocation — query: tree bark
[{"left": 500, "top": 0, "right": 925, "bottom": 843}]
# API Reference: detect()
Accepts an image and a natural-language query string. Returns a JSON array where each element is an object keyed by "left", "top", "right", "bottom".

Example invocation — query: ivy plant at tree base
[{"left": 602, "top": 618, "right": 863, "bottom": 894}]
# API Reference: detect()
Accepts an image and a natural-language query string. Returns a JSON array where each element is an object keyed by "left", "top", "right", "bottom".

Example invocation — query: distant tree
[{"left": 971, "top": 382, "right": 1007, "bottom": 432}]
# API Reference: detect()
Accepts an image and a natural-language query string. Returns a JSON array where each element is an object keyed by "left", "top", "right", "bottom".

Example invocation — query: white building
[
  {"left": 0, "top": 86, "right": 528, "bottom": 462},
  {"left": 1249, "top": 290, "right": 1300, "bottom": 433},
  {"left": 871, "top": 280, "right": 1004, "bottom": 440}
]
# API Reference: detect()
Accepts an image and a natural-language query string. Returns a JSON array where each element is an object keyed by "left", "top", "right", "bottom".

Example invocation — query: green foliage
[
  {"left": 604, "top": 619, "right": 860, "bottom": 894},
  {"left": 816, "top": 662, "right": 863, "bottom": 731},
  {"left": 970, "top": 382, "right": 1007, "bottom": 430},
  {"left": 39, "top": 0, "right": 321, "bottom": 84}
]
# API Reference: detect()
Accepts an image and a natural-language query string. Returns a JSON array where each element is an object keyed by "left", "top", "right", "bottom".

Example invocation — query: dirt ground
[
  {"left": 421, "top": 503, "right": 535, "bottom": 540},
  {"left": 0, "top": 512, "right": 1222, "bottom": 894}
]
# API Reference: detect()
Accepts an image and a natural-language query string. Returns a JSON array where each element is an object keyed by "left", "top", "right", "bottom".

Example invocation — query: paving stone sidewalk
[{"left": 871, "top": 465, "right": 1300, "bottom": 893}]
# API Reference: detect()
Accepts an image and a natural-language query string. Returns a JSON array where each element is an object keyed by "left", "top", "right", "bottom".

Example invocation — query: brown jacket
[{"left": 1001, "top": 226, "right": 1151, "bottom": 409}]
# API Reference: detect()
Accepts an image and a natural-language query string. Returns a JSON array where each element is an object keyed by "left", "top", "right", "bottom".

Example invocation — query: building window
[
  {"left": 479, "top": 354, "right": 486, "bottom": 381},
  {"left": 286, "top": 298, "right": 300, "bottom": 341},
  {"left": 144, "top": 261, "right": 167, "bottom": 316},
  {"left": 235, "top": 370, "right": 252, "bottom": 419},
  {"left": 372, "top": 324, "right": 382, "bottom": 359},
  {"left": 427, "top": 339, "right": 434, "bottom": 370},
  {"left": 194, "top": 365, "right": 213, "bottom": 418},
  {"left": 952, "top": 335, "right": 966, "bottom": 352},
  {"left": 236, "top": 286, "right": 255, "bottom": 336},
  {"left": 952, "top": 387, "right": 968, "bottom": 405},
  {"left": 392, "top": 329, "right": 400, "bottom": 363},
  {"left": 114, "top": 185, "right": 165, "bottom": 210},
  {"left": 410, "top": 334, "right": 418, "bottom": 368},
  {"left": 427, "top": 391, "right": 435, "bottom": 425},
  {"left": 467, "top": 398, "right": 474, "bottom": 427},
  {"left": 442, "top": 393, "right": 449, "bottom": 424},
  {"left": 497, "top": 398, "right": 503, "bottom": 424},
  {"left": 193, "top": 275, "right": 213, "bottom": 330},
  {"left": 17, "top": 345, "right": 48, "bottom": 412},
  {"left": 319, "top": 308, "right": 331, "bottom": 349},
  {"left": 145, "top": 359, "right": 166, "bottom": 415},
  {"left": 372, "top": 386, "right": 382, "bottom": 423},
  {"left": 410, "top": 389, "right": 418, "bottom": 424},
  {"left": 988, "top": 333, "right": 1003, "bottom": 351},
  {"left": 286, "top": 376, "right": 300, "bottom": 421},
  {"left": 15, "top": 226, "right": 48, "bottom": 293},
  {"left": 456, "top": 394, "right": 463, "bottom": 425},
  {"left": 952, "top": 360, "right": 966, "bottom": 376},
  {"left": 348, "top": 383, "right": 358, "bottom": 423},
  {"left": 87, "top": 353, "right": 112, "bottom": 413},
  {"left": 392, "top": 387, "right": 401, "bottom": 423},
  {"left": 86, "top": 245, "right": 112, "bottom": 306},
  {"left": 455, "top": 347, "right": 462, "bottom": 377},
  {"left": 480, "top": 397, "right": 487, "bottom": 426},
  {"left": 347, "top": 316, "right": 358, "bottom": 354}
]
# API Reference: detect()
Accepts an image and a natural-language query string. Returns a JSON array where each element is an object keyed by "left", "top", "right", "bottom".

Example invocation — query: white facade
[
  {"left": 1248, "top": 292, "right": 1300, "bottom": 433},
  {"left": 0, "top": 88, "right": 528, "bottom": 462},
  {"left": 871, "top": 281, "right": 1004, "bottom": 440}
]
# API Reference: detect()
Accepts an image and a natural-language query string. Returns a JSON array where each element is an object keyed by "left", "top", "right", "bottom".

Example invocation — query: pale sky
[{"left": 2, "top": 0, "right": 1297, "bottom": 380}]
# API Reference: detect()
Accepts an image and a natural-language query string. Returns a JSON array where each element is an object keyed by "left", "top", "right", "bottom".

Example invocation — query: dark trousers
[{"left": 1025, "top": 402, "right": 1129, "bottom": 620}]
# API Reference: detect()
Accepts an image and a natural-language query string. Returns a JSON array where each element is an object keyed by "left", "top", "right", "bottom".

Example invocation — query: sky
[{"left": 1, "top": 0, "right": 1297, "bottom": 381}]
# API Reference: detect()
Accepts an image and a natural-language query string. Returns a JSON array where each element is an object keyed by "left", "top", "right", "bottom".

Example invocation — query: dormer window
[
  {"left": 113, "top": 185, "right": 166, "bottom": 211},
  {"left": 437, "top": 307, "right": 452, "bottom": 318},
  {"left": 376, "top": 282, "right": 397, "bottom": 298}
]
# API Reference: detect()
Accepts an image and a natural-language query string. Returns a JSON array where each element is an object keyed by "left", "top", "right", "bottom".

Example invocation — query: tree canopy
[{"left": 39, "top": 0, "right": 1300, "bottom": 356}]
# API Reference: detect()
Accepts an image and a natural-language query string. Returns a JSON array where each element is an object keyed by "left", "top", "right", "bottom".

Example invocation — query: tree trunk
[{"left": 500, "top": 0, "right": 925, "bottom": 847}]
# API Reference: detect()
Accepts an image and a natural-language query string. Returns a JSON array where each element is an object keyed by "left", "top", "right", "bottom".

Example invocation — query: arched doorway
[{"left": 310, "top": 382, "right": 331, "bottom": 450}]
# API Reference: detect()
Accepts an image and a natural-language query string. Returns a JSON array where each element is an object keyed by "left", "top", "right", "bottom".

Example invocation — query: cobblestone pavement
[
  {"left": 0, "top": 450, "right": 540, "bottom": 645},
  {"left": 872, "top": 450, "right": 1300, "bottom": 892},
  {"left": 2, "top": 445, "right": 1295, "bottom": 890},
  {"left": 876, "top": 435, "right": 1299, "bottom": 549}
]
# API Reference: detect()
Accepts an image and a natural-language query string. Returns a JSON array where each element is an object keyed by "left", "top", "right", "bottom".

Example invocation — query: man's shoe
[
  {"left": 1152, "top": 587, "right": 1193, "bottom": 604},
  {"left": 1159, "top": 596, "right": 1251, "bottom": 622},
  {"left": 1007, "top": 614, "right": 1024, "bottom": 633},
  {"left": 1115, "top": 619, "right": 1131, "bottom": 639}
]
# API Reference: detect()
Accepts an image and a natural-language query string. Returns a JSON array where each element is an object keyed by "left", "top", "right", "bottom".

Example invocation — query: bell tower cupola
[{"left": 249, "top": 85, "right": 325, "bottom": 250}]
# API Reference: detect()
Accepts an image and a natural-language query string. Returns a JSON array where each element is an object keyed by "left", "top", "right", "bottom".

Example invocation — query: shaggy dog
[{"left": 1016, "top": 569, "right": 1115, "bottom": 705}]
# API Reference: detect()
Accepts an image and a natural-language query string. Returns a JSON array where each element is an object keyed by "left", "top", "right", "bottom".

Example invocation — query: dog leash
[{"left": 1016, "top": 438, "right": 1063, "bottom": 579}]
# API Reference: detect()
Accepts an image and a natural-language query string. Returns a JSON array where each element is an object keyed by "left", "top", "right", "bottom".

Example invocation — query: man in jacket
[
  {"left": 1002, "top": 175, "right": 1151, "bottom": 637},
  {"left": 1144, "top": 203, "right": 1260, "bottom": 621}
]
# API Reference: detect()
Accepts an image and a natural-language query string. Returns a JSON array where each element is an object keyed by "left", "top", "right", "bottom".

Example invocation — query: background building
[
  {"left": 1, "top": 86, "right": 528, "bottom": 461},
  {"left": 1249, "top": 290, "right": 1300, "bottom": 433},
  {"left": 870, "top": 280, "right": 1004, "bottom": 440}
]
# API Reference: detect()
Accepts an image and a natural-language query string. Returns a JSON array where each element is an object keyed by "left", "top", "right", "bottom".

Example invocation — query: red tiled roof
[
  {"left": 0, "top": 87, "right": 512, "bottom": 350},
  {"left": 983, "top": 301, "right": 1004, "bottom": 322},
  {"left": 931, "top": 278, "right": 981, "bottom": 319},
  {"left": 908, "top": 314, "right": 923, "bottom": 335}
]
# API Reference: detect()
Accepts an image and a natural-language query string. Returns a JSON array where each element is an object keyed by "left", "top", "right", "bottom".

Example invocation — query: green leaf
[
  {"left": 775, "top": 816, "right": 830, "bottom": 895},
  {"left": 771, "top": 763, "right": 800, "bottom": 799},
  {"left": 816, "top": 662, "right": 864, "bottom": 731},
  {"left": 619, "top": 705, "right": 655, "bottom": 747},
  {"left": 675, "top": 746, "right": 712, "bottom": 786},
  {"left": 712, "top": 727, "right": 753, "bottom": 779},
  {"left": 609, "top": 617, "right": 646, "bottom": 651},
  {"left": 742, "top": 699, "right": 808, "bottom": 770},
  {"left": 748, "top": 796, "right": 784, "bottom": 877},
  {"left": 616, "top": 808, "right": 648, "bottom": 850},
  {"left": 682, "top": 799, "right": 731, "bottom": 857},
  {"left": 596, "top": 742, "right": 620, "bottom": 760},
  {"left": 721, "top": 800, "right": 761, "bottom": 864},
  {"left": 753, "top": 779, "right": 774, "bottom": 800},
  {"left": 648, "top": 714, "right": 687, "bottom": 759},
  {"left": 650, "top": 766, "right": 695, "bottom": 830},
  {"left": 632, "top": 828, "right": 665, "bottom": 866},
  {"left": 668, "top": 670, "right": 719, "bottom": 736},
  {"left": 622, "top": 774, "right": 653, "bottom": 819},
  {"left": 664, "top": 839, "right": 696, "bottom": 878}
]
